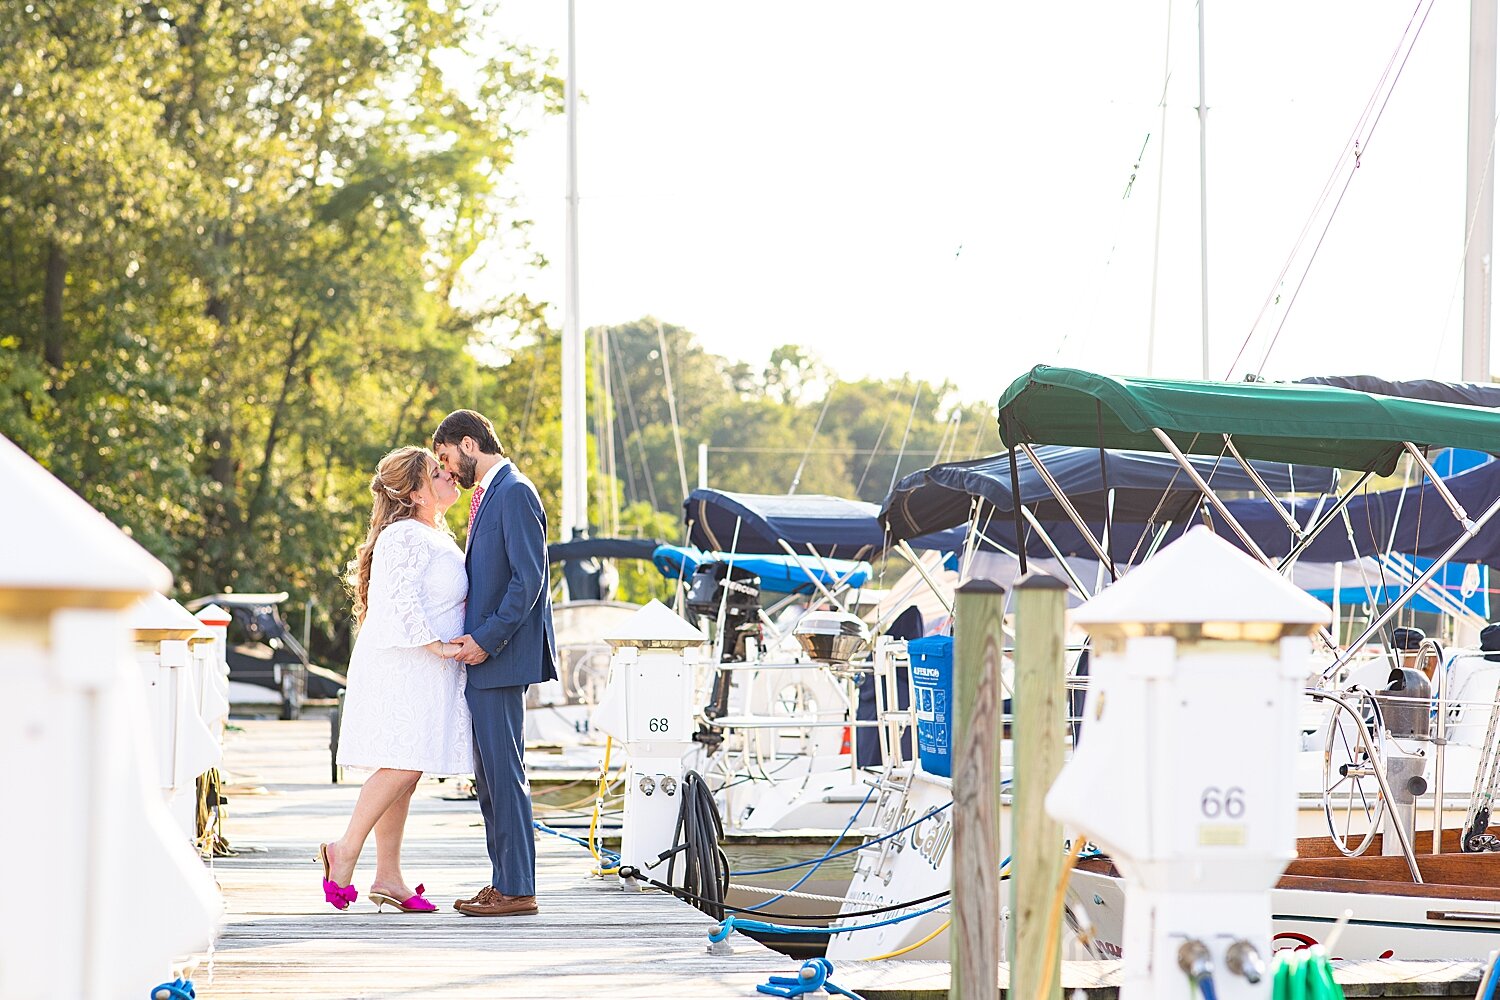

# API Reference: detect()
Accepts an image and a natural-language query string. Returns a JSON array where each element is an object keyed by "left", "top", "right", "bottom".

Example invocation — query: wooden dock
[
  {"left": 195, "top": 720, "right": 1492, "bottom": 999},
  {"left": 197, "top": 720, "right": 795, "bottom": 999}
]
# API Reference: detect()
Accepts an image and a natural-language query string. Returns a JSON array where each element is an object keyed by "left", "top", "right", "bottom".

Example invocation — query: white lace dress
[{"left": 336, "top": 518, "right": 473, "bottom": 775}]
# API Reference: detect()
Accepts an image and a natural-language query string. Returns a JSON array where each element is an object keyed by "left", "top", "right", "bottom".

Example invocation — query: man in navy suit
[{"left": 433, "top": 409, "right": 558, "bottom": 917}]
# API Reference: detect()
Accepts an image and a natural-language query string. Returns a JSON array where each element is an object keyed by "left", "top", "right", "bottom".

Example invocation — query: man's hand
[{"left": 450, "top": 634, "right": 489, "bottom": 665}]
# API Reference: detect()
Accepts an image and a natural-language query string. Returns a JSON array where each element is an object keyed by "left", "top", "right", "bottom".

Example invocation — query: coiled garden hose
[{"left": 1270, "top": 947, "right": 1344, "bottom": 1000}]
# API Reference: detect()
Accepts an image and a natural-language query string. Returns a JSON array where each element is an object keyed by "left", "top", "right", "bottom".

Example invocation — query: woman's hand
[{"left": 426, "top": 639, "right": 461, "bottom": 659}]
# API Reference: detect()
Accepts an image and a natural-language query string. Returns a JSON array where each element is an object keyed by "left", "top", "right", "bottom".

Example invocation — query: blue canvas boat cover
[
  {"left": 652, "top": 545, "right": 871, "bottom": 593},
  {"left": 1208, "top": 456, "right": 1500, "bottom": 567},
  {"left": 683, "top": 489, "right": 964, "bottom": 559},
  {"left": 972, "top": 458, "right": 1500, "bottom": 570},
  {"left": 880, "top": 445, "right": 1338, "bottom": 542},
  {"left": 547, "top": 537, "right": 663, "bottom": 563},
  {"left": 1298, "top": 375, "right": 1500, "bottom": 409}
]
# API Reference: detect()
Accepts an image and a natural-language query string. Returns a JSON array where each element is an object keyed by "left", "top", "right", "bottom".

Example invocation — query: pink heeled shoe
[
  {"left": 368, "top": 884, "right": 437, "bottom": 913},
  {"left": 318, "top": 843, "right": 357, "bottom": 911}
]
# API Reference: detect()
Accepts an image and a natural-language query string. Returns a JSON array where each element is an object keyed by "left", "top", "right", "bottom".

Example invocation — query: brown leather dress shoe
[
  {"left": 454, "top": 886, "right": 496, "bottom": 911},
  {"left": 457, "top": 892, "right": 539, "bottom": 917}
]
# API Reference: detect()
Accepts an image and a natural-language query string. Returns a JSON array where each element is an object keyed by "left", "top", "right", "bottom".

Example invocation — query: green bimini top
[{"left": 996, "top": 366, "right": 1500, "bottom": 475}]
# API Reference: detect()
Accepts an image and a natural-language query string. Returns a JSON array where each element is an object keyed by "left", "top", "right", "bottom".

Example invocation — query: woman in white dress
[{"left": 319, "top": 446, "right": 472, "bottom": 913}]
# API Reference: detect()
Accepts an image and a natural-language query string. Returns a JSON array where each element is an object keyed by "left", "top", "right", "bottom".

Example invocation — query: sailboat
[{"left": 821, "top": 1, "right": 1500, "bottom": 966}]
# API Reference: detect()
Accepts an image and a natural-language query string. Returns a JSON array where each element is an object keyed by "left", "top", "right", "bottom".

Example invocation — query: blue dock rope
[
  {"left": 151, "top": 979, "right": 196, "bottom": 1000},
  {"left": 1479, "top": 950, "right": 1500, "bottom": 1000},
  {"left": 535, "top": 819, "right": 620, "bottom": 865},
  {"left": 734, "top": 800, "right": 952, "bottom": 876},
  {"left": 743, "top": 784, "right": 875, "bottom": 911},
  {"left": 756, "top": 958, "right": 865, "bottom": 1000},
  {"left": 712, "top": 898, "right": 949, "bottom": 941}
]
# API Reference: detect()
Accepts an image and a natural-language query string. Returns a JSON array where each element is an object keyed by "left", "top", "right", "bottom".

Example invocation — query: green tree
[{"left": 0, "top": 0, "right": 563, "bottom": 663}]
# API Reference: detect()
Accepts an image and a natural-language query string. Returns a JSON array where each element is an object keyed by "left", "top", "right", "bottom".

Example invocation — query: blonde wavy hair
[{"left": 349, "top": 446, "right": 440, "bottom": 623}]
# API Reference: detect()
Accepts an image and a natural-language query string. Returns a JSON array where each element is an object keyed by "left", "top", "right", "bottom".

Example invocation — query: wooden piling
[
  {"left": 950, "top": 579, "right": 1006, "bottom": 1000},
  {"left": 1010, "top": 572, "right": 1069, "bottom": 1000}
]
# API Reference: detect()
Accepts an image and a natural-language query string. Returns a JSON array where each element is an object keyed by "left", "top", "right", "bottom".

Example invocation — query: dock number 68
[
  {"left": 1200, "top": 786, "right": 1245, "bottom": 819},
  {"left": 648, "top": 717, "right": 670, "bottom": 733}
]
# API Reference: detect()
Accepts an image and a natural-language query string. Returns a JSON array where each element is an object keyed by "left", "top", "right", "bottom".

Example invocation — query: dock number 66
[{"left": 1200, "top": 786, "right": 1246, "bottom": 819}]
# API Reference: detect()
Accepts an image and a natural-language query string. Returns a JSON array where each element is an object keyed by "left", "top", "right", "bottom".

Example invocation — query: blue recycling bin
[{"left": 910, "top": 635, "right": 953, "bottom": 778}]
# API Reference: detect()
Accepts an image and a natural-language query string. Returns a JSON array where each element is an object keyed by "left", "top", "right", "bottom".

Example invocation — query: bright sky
[{"left": 481, "top": 1, "right": 1483, "bottom": 404}]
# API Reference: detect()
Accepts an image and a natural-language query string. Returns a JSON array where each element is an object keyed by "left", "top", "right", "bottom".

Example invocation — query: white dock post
[
  {"left": 0, "top": 434, "right": 219, "bottom": 998},
  {"left": 591, "top": 600, "right": 707, "bottom": 882},
  {"left": 1045, "top": 527, "right": 1329, "bottom": 1000},
  {"left": 191, "top": 604, "right": 233, "bottom": 745},
  {"left": 132, "top": 592, "right": 223, "bottom": 839}
]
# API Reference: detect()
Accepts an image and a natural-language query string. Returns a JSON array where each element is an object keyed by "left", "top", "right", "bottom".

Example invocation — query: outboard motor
[
  {"left": 1374, "top": 665, "right": 1431, "bottom": 857},
  {"left": 685, "top": 561, "right": 761, "bottom": 725},
  {"left": 685, "top": 562, "right": 761, "bottom": 662}
]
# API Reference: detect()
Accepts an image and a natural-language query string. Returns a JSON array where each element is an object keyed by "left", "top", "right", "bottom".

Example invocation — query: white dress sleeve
[{"left": 360, "top": 522, "right": 442, "bottom": 649}]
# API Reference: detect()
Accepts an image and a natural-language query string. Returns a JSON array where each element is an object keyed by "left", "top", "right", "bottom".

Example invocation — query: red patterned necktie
[{"left": 468, "top": 484, "right": 485, "bottom": 526}]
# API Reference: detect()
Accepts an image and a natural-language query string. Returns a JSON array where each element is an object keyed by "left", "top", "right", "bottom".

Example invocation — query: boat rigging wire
[
  {"left": 1429, "top": 107, "right": 1500, "bottom": 377},
  {"left": 789, "top": 384, "right": 837, "bottom": 495},
  {"left": 854, "top": 405, "right": 895, "bottom": 496},
  {"left": 609, "top": 328, "right": 659, "bottom": 510},
  {"left": 1225, "top": 0, "right": 1438, "bottom": 379},
  {"left": 886, "top": 384, "right": 922, "bottom": 497},
  {"left": 655, "top": 319, "right": 691, "bottom": 501}
]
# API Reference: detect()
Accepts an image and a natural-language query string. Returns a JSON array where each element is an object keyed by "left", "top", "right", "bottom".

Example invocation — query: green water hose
[{"left": 1270, "top": 948, "right": 1344, "bottom": 1000}]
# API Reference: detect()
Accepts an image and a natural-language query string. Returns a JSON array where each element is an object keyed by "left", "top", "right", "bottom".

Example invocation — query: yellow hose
[
  {"left": 1035, "top": 833, "right": 1091, "bottom": 1000},
  {"left": 589, "top": 737, "right": 618, "bottom": 875},
  {"left": 864, "top": 918, "right": 951, "bottom": 960}
]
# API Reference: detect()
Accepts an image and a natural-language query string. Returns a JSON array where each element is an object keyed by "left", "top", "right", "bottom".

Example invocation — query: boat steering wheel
[{"left": 1320, "top": 688, "right": 1388, "bottom": 857}]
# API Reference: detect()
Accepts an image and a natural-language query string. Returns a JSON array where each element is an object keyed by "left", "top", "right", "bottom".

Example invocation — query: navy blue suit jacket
[{"left": 463, "top": 461, "right": 558, "bottom": 689}]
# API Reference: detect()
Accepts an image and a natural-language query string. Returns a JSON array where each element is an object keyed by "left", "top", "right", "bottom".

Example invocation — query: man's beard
[{"left": 456, "top": 451, "right": 479, "bottom": 489}]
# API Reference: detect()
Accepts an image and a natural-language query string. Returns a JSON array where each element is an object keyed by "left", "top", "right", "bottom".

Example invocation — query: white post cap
[
  {"left": 131, "top": 592, "right": 205, "bottom": 642},
  {"left": 604, "top": 599, "right": 707, "bottom": 649},
  {"left": 193, "top": 603, "right": 232, "bottom": 627},
  {"left": 0, "top": 434, "right": 170, "bottom": 611}
]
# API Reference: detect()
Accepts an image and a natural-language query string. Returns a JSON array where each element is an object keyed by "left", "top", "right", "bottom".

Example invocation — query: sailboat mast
[
  {"left": 1197, "top": 0, "right": 1211, "bottom": 380},
  {"left": 562, "top": 0, "right": 588, "bottom": 539},
  {"left": 1146, "top": 0, "right": 1174, "bottom": 378},
  {"left": 1463, "top": 0, "right": 1497, "bottom": 383}
]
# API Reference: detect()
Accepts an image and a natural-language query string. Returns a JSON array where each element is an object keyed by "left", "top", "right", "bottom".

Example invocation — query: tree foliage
[
  {"left": 0, "top": 0, "right": 562, "bottom": 655},
  {"left": 593, "top": 317, "right": 997, "bottom": 519},
  {"left": 0, "top": 4, "right": 995, "bottom": 663}
]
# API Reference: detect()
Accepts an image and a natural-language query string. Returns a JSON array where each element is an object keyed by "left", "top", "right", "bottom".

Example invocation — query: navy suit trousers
[{"left": 465, "top": 683, "right": 535, "bottom": 896}]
